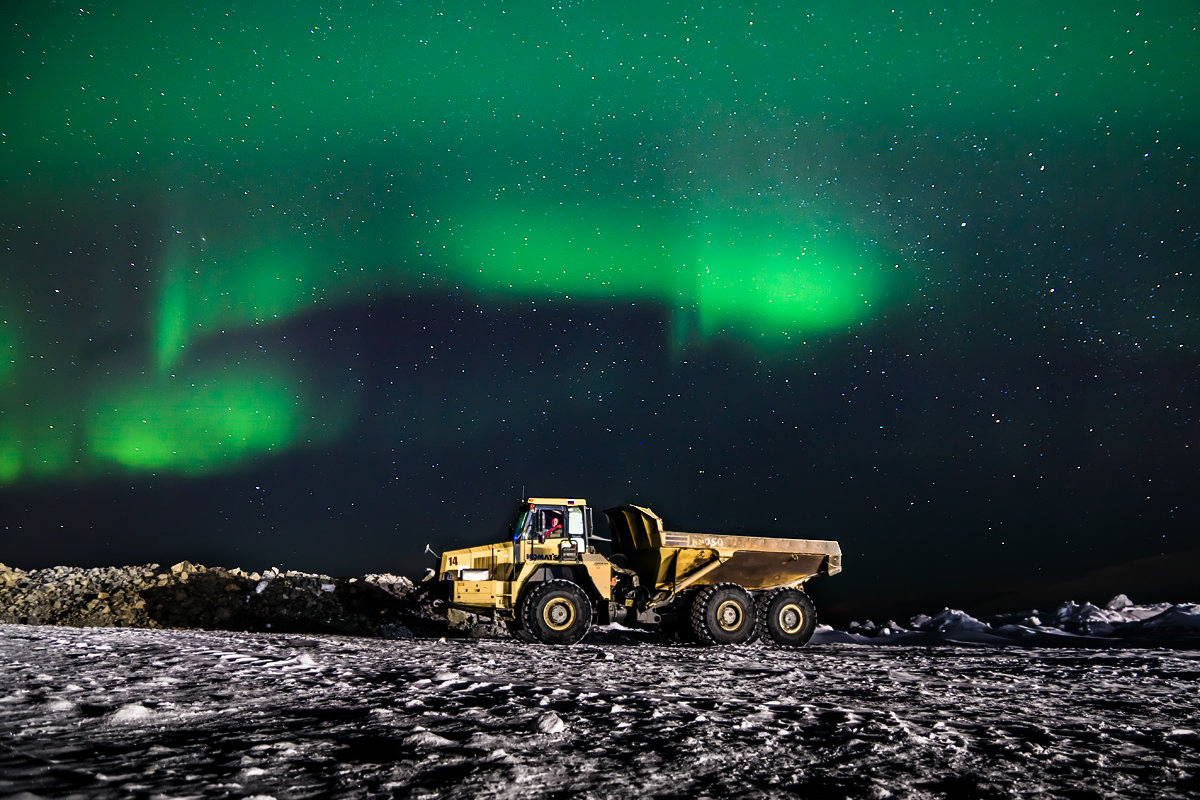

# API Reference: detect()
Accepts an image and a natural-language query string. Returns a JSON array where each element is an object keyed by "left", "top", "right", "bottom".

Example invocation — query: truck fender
[{"left": 518, "top": 566, "right": 604, "bottom": 605}]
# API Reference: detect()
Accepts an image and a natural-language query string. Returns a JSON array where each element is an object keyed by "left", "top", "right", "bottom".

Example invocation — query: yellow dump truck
[{"left": 433, "top": 497, "right": 841, "bottom": 646}]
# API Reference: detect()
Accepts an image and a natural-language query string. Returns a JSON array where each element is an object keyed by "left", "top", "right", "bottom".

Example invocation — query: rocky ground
[
  {"left": 0, "top": 561, "right": 429, "bottom": 638},
  {"left": 4, "top": 562, "right": 1198, "bottom": 797}
]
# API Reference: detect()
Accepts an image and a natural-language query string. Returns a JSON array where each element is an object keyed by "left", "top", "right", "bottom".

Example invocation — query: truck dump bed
[{"left": 605, "top": 504, "right": 842, "bottom": 598}]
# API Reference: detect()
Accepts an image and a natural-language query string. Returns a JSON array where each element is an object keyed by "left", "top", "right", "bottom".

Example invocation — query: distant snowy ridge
[
  {"left": 812, "top": 594, "right": 1200, "bottom": 648},
  {"left": 2, "top": 562, "right": 1197, "bottom": 647}
]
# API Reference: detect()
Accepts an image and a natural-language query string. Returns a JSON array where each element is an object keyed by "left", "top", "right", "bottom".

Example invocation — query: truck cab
[
  {"left": 437, "top": 498, "right": 612, "bottom": 643},
  {"left": 510, "top": 498, "right": 592, "bottom": 558}
]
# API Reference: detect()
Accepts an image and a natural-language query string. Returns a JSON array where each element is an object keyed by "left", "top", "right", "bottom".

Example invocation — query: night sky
[{"left": 2, "top": 2, "right": 1197, "bottom": 620}]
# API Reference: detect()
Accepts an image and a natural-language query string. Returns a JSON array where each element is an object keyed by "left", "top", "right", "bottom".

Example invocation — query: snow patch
[
  {"left": 536, "top": 711, "right": 566, "bottom": 735},
  {"left": 402, "top": 730, "right": 456, "bottom": 749},
  {"left": 110, "top": 702, "right": 156, "bottom": 724}
]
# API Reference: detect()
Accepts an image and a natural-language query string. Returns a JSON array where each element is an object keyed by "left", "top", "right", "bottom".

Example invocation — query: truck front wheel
[
  {"left": 522, "top": 579, "right": 593, "bottom": 645},
  {"left": 758, "top": 588, "right": 817, "bottom": 646},
  {"left": 691, "top": 583, "right": 756, "bottom": 645}
]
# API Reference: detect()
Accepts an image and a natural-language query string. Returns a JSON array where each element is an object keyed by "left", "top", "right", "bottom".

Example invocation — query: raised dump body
[{"left": 605, "top": 504, "right": 841, "bottom": 603}]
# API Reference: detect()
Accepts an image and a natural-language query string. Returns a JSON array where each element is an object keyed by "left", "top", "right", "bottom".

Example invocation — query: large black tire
[
  {"left": 690, "top": 583, "right": 757, "bottom": 646},
  {"left": 758, "top": 588, "right": 817, "bottom": 647},
  {"left": 521, "top": 579, "right": 593, "bottom": 645}
]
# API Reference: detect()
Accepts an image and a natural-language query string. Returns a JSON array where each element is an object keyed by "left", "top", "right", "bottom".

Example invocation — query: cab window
[
  {"left": 537, "top": 508, "right": 565, "bottom": 537},
  {"left": 566, "top": 507, "right": 585, "bottom": 539}
]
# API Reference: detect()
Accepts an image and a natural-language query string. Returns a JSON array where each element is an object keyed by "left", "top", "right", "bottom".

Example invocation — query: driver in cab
[{"left": 541, "top": 512, "right": 564, "bottom": 538}]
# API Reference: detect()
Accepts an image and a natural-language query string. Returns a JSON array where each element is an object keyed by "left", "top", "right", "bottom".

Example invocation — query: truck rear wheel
[
  {"left": 691, "top": 583, "right": 756, "bottom": 645},
  {"left": 758, "top": 588, "right": 817, "bottom": 646},
  {"left": 522, "top": 579, "right": 593, "bottom": 645}
]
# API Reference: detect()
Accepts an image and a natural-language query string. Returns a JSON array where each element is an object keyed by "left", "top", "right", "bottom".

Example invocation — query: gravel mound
[{"left": 0, "top": 561, "right": 428, "bottom": 638}]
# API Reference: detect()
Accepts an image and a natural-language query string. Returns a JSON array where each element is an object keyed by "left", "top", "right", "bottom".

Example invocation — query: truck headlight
[{"left": 459, "top": 568, "right": 490, "bottom": 581}]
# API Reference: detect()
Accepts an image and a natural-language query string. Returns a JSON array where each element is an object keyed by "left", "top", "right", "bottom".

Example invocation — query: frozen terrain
[
  {"left": 812, "top": 595, "right": 1200, "bottom": 649},
  {"left": 2, "top": 623, "right": 1199, "bottom": 799}
]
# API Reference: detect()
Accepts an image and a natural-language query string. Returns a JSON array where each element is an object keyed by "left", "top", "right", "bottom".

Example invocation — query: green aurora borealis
[
  {"left": 1, "top": 1, "right": 939, "bottom": 480},
  {"left": 1, "top": 2, "right": 1197, "bottom": 601}
]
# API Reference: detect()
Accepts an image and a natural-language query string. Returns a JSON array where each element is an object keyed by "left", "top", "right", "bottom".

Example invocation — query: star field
[{"left": 1, "top": 2, "right": 1196, "bottom": 614}]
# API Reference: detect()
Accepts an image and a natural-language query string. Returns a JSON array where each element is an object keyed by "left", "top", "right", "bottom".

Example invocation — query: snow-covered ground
[{"left": 3, "top": 622, "right": 1198, "bottom": 799}]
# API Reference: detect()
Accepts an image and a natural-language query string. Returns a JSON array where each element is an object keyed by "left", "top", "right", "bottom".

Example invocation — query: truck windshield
[{"left": 512, "top": 509, "right": 531, "bottom": 541}]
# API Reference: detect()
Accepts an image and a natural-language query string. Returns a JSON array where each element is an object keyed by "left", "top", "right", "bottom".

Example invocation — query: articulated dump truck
[{"left": 431, "top": 497, "right": 842, "bottom": 646}]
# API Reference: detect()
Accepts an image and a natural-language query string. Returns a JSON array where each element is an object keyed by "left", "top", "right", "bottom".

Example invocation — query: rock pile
[{"left": 0, "top": 561, "right": 426, "bottom": 638}]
